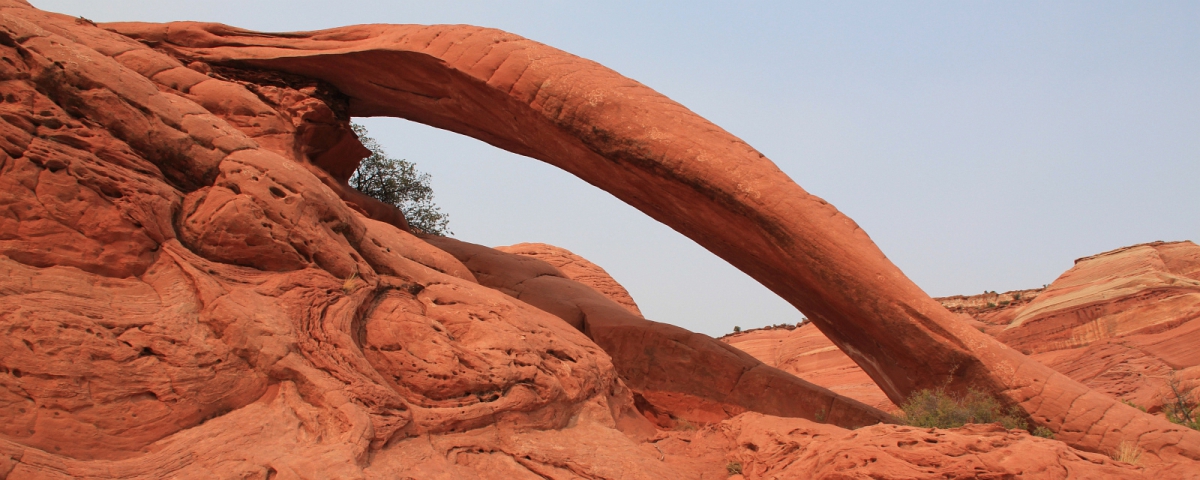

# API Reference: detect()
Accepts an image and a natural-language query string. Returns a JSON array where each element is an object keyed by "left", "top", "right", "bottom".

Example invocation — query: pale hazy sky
[{"left": 33, "top": 1, "right": 1200, "bottom": 336}]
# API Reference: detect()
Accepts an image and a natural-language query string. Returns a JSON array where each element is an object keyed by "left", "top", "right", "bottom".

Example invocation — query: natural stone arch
[{"left": 107, "top": 21, "right": 1200, "bottom": 461}]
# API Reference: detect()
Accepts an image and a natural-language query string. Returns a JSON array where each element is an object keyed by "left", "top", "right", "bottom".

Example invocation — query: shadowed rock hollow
[{"left": 0, "top": 1, "right": 1196, "bottom": 477}]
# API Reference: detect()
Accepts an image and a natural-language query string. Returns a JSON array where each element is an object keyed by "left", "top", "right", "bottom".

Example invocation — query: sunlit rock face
[{"left": 0, "top": 0, "right": 1195, "bottom": 476}]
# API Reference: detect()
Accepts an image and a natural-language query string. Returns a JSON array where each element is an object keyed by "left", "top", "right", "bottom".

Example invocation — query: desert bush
[
  {"left": 349, "top": 123, "right": 451, "bottom": 235},
  {"left": 900, "top": 387, "right": 1027, "bottom": 431},
  {"left": 1031, "top": 426, "right": 1055, "bottom": 439},
  {"left": 1120, "top": 399, "right": 1146, "bottom": 412},
  {"left": 1163, "top": 373, "right": 1199, "bottom": 431},
  {"left": 726, "top": 461, "right": 743, "bottom": 475}
]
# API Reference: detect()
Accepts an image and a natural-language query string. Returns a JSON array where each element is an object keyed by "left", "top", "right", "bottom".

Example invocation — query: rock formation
[
  {"left": 96, "top": 14, "right": 1200, "bottom": 464},
  {"left": 0, "top": 0, "right": 1196, "bottom": 476}
]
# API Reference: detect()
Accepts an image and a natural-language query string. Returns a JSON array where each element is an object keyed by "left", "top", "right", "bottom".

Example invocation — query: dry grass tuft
[
  {"left": 1111, "top": 440, "right": 1142, "bottom": 465},
  {"left": 674, "top": 418, "right": 697, "bottom": 431},
  {"left": 342, "top": 272, "right": 360, "bottom": 294}
]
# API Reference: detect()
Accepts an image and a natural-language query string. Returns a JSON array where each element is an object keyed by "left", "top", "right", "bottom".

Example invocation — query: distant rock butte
[{"left": 0, "top": 0, "right": 1195, "bottom": 476}]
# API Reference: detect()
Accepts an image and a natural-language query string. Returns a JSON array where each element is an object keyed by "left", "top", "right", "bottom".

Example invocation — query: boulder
[{"left": 497, "top": 243, "right": 643, "bottom": 317}]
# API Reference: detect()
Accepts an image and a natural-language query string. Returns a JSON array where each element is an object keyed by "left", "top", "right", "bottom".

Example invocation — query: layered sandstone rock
[
  {"left": 720, "top": 289, "right": 1036, "bottom": 415},
  {"left": 687, "top": 413, "right": 1149, "bottom": 479},
  {"left": 1006, "top": 241, "right": 1200, "bottom": 411}
]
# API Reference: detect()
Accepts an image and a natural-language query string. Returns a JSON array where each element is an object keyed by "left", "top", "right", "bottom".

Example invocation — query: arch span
[{"left": 107, "top": 21, "right": 1200, "bottom": 460}]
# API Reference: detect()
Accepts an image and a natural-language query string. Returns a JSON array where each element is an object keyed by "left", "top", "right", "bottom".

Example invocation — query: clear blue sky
[{"left": 34, "top": 1, "right": 1200, "bottom": 336}]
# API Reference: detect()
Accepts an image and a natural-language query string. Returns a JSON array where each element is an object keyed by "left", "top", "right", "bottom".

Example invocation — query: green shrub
[
  {"left": 900, "top": 387, "right": 1027, "bottom": 431},
  {"left": 725, "top": 461, "right": 743, "bottom": 475},
  {"left": 733, "top": 326, "right": 741, "bottom": 333},
  {"left": 349, "top": 124, "right": 451, "bottom": 235}
]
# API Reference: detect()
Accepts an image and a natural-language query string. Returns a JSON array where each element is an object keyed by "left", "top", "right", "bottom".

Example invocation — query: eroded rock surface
[{"left": 691, "top": 413, "right": 1149, "bottom": 479}]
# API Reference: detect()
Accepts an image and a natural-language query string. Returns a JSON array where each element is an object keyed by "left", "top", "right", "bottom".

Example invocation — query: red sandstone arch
[{"left": 106, "top": 21, "right": 1200, "bottom": 461}]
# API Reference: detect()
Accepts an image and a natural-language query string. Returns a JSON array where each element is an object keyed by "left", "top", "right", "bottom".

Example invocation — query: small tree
[
  {"left": 349, "top": 123, "right": 451, "bottom": 236},
  {"left": 1163, "top": 373, "right": 1199, "bottom": 431}
]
